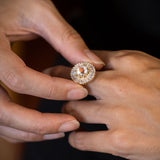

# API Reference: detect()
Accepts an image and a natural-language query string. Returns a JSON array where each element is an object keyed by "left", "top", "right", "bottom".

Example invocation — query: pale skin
[
  {"left": 48, "top": 50, "right": 160, "bottom": 160},
  {"left": 0, "top": 0, "right": 104, "bottom": 143}
]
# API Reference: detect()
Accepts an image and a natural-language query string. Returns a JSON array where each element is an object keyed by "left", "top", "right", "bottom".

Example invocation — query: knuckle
[
  {"left": 45, "top": 86, "right": 56, "bottom": 99},
  {"left": 32, "top": 113, "right": 51, "bottom": 135},
  {"left": 2, "top": 70, "right": 25, "bottom": 92},
  {"left": 111, "top": 130, "right": 132, "bottom": 153},
  {"left": 115, "top": 50, "right": 138, "bottom": 63},
  {"left": 33, "top": 123, "right": 47, "bottom": 135},
  {"left": 72, "top": 133, "right": 87, "bottom": 151},
  {"left": 62, "top": 27, "right": 82, "bottom": 43},
  {"left": 112, "top": 50, "right": 155, "bottom": 71}
]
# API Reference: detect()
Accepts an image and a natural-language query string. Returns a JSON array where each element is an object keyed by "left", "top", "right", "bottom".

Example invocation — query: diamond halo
[{"left": 71, "top": 62, "right": 96, "bottom": 85}]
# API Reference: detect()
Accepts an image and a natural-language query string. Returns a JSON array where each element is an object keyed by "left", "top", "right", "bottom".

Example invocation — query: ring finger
[{"left": 63, "top": 100, "right": 119, "bottom": 128}]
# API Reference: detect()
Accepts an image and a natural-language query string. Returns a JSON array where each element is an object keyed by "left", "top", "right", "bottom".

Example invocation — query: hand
[
  {"left": 53, "top": 50, "right": 160, "bottom": 160},
  {"left": 0, "top": 0, "right": 104, "bottom": 142}
]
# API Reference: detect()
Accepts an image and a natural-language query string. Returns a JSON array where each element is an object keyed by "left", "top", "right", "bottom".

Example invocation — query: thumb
[{"left": 31, "top": 1, "right": 104, "bottom": 69}]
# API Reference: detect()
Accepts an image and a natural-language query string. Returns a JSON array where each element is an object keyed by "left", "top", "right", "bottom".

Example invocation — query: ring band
[{"left": 70, "top": 62, "right": 96, "bottom": 85}]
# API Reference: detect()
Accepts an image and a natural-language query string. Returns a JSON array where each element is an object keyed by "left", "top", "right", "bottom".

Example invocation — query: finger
[
  {"left": 69, "top": 130, "right": 160, "bottom": 160},
  {"left": 0, "top": 135, "right": 22, "bottom": 143},
  {"left": 43, "top": 65, "right": 71, "bottom": 79},
  {"left": 0, "top": 125, "right": 65, "bottom": 142},
  {"left": 45, "top": 51, "right": 113, "bottom": 72},
  {"left": 2, "top": 102, "right": 80, "bottom": 134},
  {"left": 1, "top": 103, "right": 80, "bottom": 134},
  {"left": 43, "top": 65, "right": 114, "bottom": 99},
  {"left": 0, "top": 49, "right": 88, "bottom": 100},
  {"left": 30, "top": 1, "right": 104, "bottom": 70},
  {"left": 63, "top": 101, "right": 117, "bottom": 127},
  {"left": 0, "top": 94, "right": 80, "bottom": 134},
  {"left": 69, "top": 131, "right": 119, "bottom": 155},
  {"left": 63, "top": 101, "right": 105, "bottom": 124},
  {"left": 93, "top": 50, "right": 160, "bottom": 71}
]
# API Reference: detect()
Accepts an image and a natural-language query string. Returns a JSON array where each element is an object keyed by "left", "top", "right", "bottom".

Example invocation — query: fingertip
[
  {"left": 69, "top": 131, "right": 86, "bottom": 151},
  {"left": 68, "top": 49, "right": 105, "bottom": 70},
  {"left": 59, "top": 120, "right": 80, "bottom": 132},
  {"left": 68, "top": 131, "right": 77, "bottom": 147},
  {"left": 67, "top": 87, "right": 88, "bottom": 100},
  {"left": 84, "top": 50, "right": 105, "bottom": 70}
]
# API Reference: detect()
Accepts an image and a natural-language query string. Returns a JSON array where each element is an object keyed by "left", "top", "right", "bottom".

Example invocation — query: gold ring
[{"left": 70, "top": 62, "right": 96, "bottom": 85}]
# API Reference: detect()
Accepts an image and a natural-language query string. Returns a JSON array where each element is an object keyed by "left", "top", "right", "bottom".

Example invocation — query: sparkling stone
[{"left": 71, "top": 62, "right": 96, "bottom": 85}]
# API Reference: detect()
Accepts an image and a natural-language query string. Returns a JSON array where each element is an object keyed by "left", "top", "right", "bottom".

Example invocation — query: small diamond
[{"left": 71, "top": 62, "right": 96, "bottom": 85}]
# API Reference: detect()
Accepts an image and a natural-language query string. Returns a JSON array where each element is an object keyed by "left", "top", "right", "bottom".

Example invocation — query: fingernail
[
  {"left": 67, "top": 88, "right": 88, "bottom": 100},
  {"left": 43, "top": 133, "right": 65, "bottom": 140},
  {"left": 59, "top": 120, "right": 80, "bottom": 132},
  {"left": 85, "top": 49, "right": 105, "bottom": 65}
]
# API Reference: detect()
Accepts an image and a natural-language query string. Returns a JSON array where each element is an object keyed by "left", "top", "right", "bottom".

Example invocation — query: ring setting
[{"left": 70, "top": 62, "right": 96, "bottom": 85}]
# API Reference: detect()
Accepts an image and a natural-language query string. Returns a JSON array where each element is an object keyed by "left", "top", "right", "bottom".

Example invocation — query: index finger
[
  {"left": 0, "top": 48, "right": 88, "bottom": 100},
  {"left": 29, "top": 1, "right": 104, "bottom": 70}
]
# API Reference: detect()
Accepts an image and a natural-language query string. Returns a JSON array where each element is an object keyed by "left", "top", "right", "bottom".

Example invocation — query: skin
[
  {"left": 49, "top": 50, "right": 160, "bottom": 160},
  {"left": 0, "top": 0, "right": 104, "bottom": 143}
]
